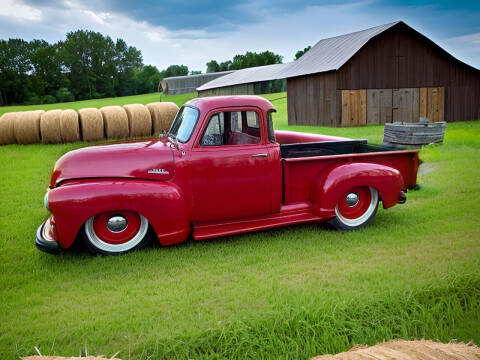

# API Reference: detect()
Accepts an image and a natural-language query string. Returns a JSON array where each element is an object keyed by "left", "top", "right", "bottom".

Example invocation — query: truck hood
[{"left": 50, "top": 139, "right": 175, "bottom": 187}]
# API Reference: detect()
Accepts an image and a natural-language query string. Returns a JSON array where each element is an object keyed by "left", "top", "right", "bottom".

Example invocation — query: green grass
[
  {"left": 0, "top": 92, "right": 479, "bottom": 359},
  {"left": 0, "top": 92, "right": 197, "bottom": 116}
]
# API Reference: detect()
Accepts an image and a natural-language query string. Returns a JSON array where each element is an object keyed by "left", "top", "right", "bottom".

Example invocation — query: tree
[
  {"left": 160, "top": 64, "right": 189, "bottom": 78},
  {"left": 206, "top": 51, "right": 283, "bottom": 73},
  {"left": 114, "top": 38, "right": 143, "bottom": 96},
  {"left": 190, "top": 70, "right": 202, "bottom": 75},
  {"left": 135, "top": 65, "right": 161, "bottom": 94},
  {"left": 295, "top": 45, "right": 311, "bottom": 60},
  {"left": 0, "top": 39, "right": 33, "bottom": 104},
  {"left": 29, "top": 40, "right": 66, "bottom": 99},
  {"left": 0, "top": 32, "right": 159, "bottom": 105},
  {"left": 206, "top": 60, "right": 220, "bottom": 73}
]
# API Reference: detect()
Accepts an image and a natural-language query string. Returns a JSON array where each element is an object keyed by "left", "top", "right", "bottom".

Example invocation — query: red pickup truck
[{"left": 37, "top": 96, "right": 419, "bottom": 255}]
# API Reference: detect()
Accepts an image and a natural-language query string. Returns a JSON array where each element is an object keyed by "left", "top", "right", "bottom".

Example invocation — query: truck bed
[
  {"left": 280, "top": 140, "right": 419, "bottom": 205},
  {"left": 280, "top": 140, "right": 399, "bottom": 159}
]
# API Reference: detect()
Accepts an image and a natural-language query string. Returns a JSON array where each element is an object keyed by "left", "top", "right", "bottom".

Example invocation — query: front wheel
[
  {"left": 328, "top": 186, "right": 379, "bottom": 231},
  {"left": 83, "top": 211, "right": 150, "bottom": 255}
]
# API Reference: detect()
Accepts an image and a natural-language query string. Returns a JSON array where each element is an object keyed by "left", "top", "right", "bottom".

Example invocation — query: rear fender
[
  {"left": 48, "top": 179, "right": 190, "bottom": 249},
  {"left": 311, "top": 163, "right": 404, "bottom": 218}
]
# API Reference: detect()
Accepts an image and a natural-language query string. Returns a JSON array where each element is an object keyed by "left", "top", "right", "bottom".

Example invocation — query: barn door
[
  {"left": 367, "top": 89, "right": 393, "bottom": 125},
  {"left": 392, "top": 88, "right": 420, "bottom": 123},
  {"left": 420, "top": 87, "right": 445, "bottom": 122},
  {"left": 341, "top": 90, "right": 366, "bottom": 126}
]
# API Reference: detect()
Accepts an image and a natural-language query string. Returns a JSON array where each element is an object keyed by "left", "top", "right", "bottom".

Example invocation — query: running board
[{"left": 193, "top": 202, "right": 320, "bottom": 240}]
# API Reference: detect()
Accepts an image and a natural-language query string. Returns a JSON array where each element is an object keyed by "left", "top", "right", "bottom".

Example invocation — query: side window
[
  {"left": 246, "top": 111, "right": 259, "bottom": 129},
  {"left": 200, "top": 110, "right": 262, "bottom": 146},
  {"left": 231, "top": 112, "right": 242, "bottom": 132},
  {"left": 200, "top": 114, "right": 224, "bottom": 146}
]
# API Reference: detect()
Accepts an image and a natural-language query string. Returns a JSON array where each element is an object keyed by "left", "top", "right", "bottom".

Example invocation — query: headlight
[{"left": 44, "top": 191, "right": 50, "bottom": 212}]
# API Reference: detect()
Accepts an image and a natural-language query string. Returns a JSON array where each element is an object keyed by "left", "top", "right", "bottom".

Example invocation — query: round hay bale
[
  {"left": 14, "top": 110, "right": 44, "bottom": 144},
  {"left": 78, "top": 108, "right": 104, "bottom": 142},
  {"left": 0, "top": 112, "right": 18, "bottom": 145},
  {"left": 40, "top": 109, "right": 62, "bottom": 144},
  {"left": 123, "top": 104, "right": 152, "bottom": 137},
  {"left": 311, "top": 339, "right": 480, "bottom": 360},
  {"left": 146, "top": 102, "right": 179, "bottom": 135},
  {"left": 60, "top": 109, "right": 80, "bottom": 142},
  {"left": 100, "top": 106, "right": 129, "bottom": 139}
]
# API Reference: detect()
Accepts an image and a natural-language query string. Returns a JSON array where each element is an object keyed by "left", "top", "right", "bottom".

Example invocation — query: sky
[{"left": 0, "top": 0, "right": 479, "bottom": 71}]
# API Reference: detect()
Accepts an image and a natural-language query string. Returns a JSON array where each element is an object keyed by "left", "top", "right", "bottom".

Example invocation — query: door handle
[{"left": 252, "top": 153, "right": 268, "bottom": 157}]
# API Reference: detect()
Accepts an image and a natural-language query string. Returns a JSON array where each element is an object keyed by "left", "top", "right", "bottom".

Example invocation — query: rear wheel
[
  {"left": 328, "top": 186, "right": 379, "bottom": 230},
  {"left": 83, "top": 211, "right": 149, "bottom": 255}
]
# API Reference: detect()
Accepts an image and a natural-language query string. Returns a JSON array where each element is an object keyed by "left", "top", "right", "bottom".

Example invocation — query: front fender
[
  {"left": 311, "top": 163, "right": 404, "bottom": 218},
  {"left": 48, "top": 179, "right": 190, "bottom": 249}
]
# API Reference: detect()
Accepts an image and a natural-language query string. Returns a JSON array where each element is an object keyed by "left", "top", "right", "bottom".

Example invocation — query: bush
[
  {"left": 55, "top": 88, "right": 75, "bottom": 103},
  {"left": 25, "top": 94, "right": 40, "bottom": 105},
  {"left": 41, "top": 95, "right": 57, "bottom": 104}
]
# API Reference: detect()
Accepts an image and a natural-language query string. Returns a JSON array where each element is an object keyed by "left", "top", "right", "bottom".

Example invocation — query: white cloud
[
  {"left": 0, "top": 0, "right": 478, "bottom": 71},
  {"left": 448, "top": 32, "right": 480, "bottom": 45},
  {"left": 0, "top": 0, "right": 43, "bottom": 21},
  {"left": 442, "top": 32, "right": 480, "bottom": 69},
  {"left": 83, "top": 10, "right": 107, "bottom": 24}
]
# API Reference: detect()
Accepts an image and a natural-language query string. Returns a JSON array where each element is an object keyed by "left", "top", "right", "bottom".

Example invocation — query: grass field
[
  {"left": 0, "top": 93, "right": 479, "bottom": 359},
  {"left": 0, "top": 92, "right": 197, "bottom": 116}
]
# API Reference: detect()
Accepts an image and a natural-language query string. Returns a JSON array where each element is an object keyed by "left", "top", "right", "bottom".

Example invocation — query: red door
[{"left": 189, "top": 108, "right": 274, "bottom": 222}]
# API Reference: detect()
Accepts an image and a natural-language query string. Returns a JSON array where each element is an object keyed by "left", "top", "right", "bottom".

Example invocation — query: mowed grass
[
  {"left": 0, "top": 92, "right": 197, "bottom": 116},
  {"left": 0, "top": 92, "right": 479, "bottom": 359}
]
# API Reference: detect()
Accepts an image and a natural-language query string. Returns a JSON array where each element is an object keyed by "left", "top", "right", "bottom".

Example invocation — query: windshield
[{"left": 168, "top": 105, "right": 199, "bottom": 143}]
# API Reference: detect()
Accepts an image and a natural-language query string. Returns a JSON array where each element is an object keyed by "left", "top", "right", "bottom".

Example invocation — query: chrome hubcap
[
  {"left": 106, "top": 216, "right": 128, "bottom": 233},
  {"left": 345, "top": 193, "right": 359, "bottom": 207}
]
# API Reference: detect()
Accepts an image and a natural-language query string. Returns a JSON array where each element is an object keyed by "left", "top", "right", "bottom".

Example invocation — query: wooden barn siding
[
  {"left": 336, "top": 24, "right": 480, "bottom": 122},
  {"left": 287, "top": 72, "right": 337, "bottom": 126}
]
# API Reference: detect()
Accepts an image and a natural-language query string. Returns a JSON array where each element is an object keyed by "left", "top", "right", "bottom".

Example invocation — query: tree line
[
  {"left": 0, "top": 31, "right": 192, "bottom": 106},
  {"left": 206, "top": 51, "right": 283, "bottom": 73},
  {"left": 0, "top": 28, "right": 309, "bottom": 106}
]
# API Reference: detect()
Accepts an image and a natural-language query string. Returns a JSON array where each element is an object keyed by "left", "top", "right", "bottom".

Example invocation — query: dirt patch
[
  {"left": 311, "top": 339, "right": 479, "bottom": 360},
  {"left": 418, "top": 162, "right": 438, "bottom": 177}
]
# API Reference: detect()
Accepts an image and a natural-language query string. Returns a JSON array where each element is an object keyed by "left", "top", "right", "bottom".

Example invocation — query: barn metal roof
[
  {"left": 163, "top": 70, "right": 235, "bottom": 82},
  {"left": 197, "top": 22, "right": 401, "bottom": 91},
  {"left": 196, "top": 63, "right": 290, "bottom": 91},
  {"left": 159, "top": 70, "right": 236, "bottom": 94},
  {"left": 279, "top": 21, "right": 400, "bottom": 78}
]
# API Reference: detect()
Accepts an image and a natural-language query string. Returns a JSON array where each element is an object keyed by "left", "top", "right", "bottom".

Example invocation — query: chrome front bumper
[{"left": 35, "top": 221, "right": 61, "bottom": 254}]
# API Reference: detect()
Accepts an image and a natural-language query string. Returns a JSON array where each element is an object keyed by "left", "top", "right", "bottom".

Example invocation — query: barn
[
  {"left": 198, "top": 21, "right": 480, "bottom": 126},
  {"left": 196, "top": 63, "right": 287, "bottom": 97},
  {"left": 284, "top": 21, "right": 480, "bottom": 126},
  {"left": 159, "top": 71, "right": 235, "bottom": 95}
]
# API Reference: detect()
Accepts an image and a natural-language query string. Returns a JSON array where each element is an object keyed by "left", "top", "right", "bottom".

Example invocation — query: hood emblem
[{"left": 148, "top": 168, "right": 169, "bottom": 175}]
